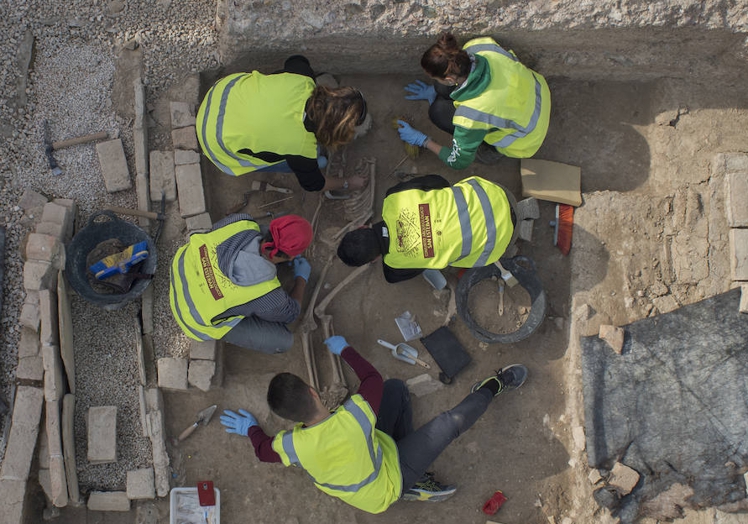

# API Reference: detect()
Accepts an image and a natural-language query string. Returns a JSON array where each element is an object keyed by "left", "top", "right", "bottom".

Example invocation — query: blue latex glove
[
  {"left": 220, "top": 409, "right": 257, "bottom": 436},
  {"left": 397, "top": 120, "right": 428, "bottom": 147},
  {"left": 324, "top": 335, "right": 349, "bottom": 355},
  {"left": 293, "top": 256, "right": 312, "bottom": 282},
  {"left": 404, "top": 80, "right": 437, "bottom": 105}
]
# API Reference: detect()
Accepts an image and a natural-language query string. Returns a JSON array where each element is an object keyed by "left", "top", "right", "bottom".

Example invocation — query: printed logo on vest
[
  {"left": 199, "top": 244, "right": 224, "bottom": 300},
  {"left": 419, "top": 204, "right": 435, "bottom": 258}
]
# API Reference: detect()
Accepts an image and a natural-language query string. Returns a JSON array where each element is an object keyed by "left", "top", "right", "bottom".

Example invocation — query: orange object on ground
[
  {"left": 554, "top": 204, "right": 574, "bottom": 255},
  {"left": 482, "top": 490, "right": 507, "bottom": 515}
]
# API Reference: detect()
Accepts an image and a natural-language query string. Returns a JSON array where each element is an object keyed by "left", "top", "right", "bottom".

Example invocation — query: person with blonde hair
[
  {"left": 397, "top": 33, "right": 551, "bottom": 168},
  {"left": 197, "top": 55, "right": 367, "bottom": 192}
]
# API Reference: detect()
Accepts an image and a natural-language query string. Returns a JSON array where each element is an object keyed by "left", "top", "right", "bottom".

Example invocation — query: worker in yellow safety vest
[
  {"left": 396, "top": 33, "right": 551, "bottom": 168},
  {"left": 220, "top": 334, "right": 528, "bottom": 513},
  {"left": 336, "top": 174, "right": 515, "bottom": 284},
  {"left": 196, "top": 55, "right": 369, "bottom": 194},
  {"left": 169, "top": 214, "right": 313, "bottom": 353}
]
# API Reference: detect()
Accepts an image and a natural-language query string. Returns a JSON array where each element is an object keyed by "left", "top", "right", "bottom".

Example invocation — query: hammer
[
  {"left": 105, "top": 193, "right": 167, "bottom": 243},
  {"left": 43, "top": 119, "right": 108, "bottom": 176}
]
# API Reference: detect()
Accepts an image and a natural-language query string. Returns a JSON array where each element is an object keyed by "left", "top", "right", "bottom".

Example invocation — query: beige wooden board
[{"left": 520, "top": 159, "right": 582, "bottom": 206}]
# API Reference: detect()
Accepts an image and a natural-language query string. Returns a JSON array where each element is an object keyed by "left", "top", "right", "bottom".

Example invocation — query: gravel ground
[{"left": 0, "top": 0, "right": 219, "bottom": 485}]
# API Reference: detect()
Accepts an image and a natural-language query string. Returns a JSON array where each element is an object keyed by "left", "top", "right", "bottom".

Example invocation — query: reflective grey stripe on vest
[
  {"left": 202, "top": 75, "right": 263, "bottom": 175},
  {"left": 200, "top": 82, "right": 236, "bottom": 175},
  {"left": 281, "top": 399, "right": 383, "bottom": 493},
  {"left": 466, "top": 179, "right": 497, "bottom": 267},
  {"left": 452, "top": 181, "right": 496, "bottom": 267},
  {"left": 464, "top": 42, "right": 518, "bottom": 63},
  {"left": 454, "top": 73, "right": 543, "bottom": 149},
  {"left": 170, "top": 248, "right": 243, "bottom": 340},
  {"left": 451, "top": 186, "right": 472, "bottom": 260}
]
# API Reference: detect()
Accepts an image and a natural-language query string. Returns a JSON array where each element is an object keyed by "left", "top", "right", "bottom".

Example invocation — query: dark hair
[
  {"left": 267, "top": 373, "right": 318, "bottom": 422},
  {"left": 421, "top": 33, "right": 471, "bottom": 80},
  {"left": 307, "top": 86, "right": 367, "bottom": 149},
  {"left": 337, "top": 228, "right": 381, "bottom": 266}
]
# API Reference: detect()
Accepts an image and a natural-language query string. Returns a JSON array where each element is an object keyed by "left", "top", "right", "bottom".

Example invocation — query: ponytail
[{"left": 421, "top": 33, "right": 471, "bottom": 80}]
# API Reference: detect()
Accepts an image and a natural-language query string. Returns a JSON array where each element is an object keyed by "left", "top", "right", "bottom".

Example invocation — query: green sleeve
[{"left": 437, "top": 126, "right": 487, "bottom": 170}]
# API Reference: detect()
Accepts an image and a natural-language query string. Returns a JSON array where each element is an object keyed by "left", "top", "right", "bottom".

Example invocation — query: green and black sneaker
[
  {"left": 402, "top": 474, "right": 457, "bottom": 502},
  {"left": 471, "top": 364, "right": 528, "bottom": 396}
]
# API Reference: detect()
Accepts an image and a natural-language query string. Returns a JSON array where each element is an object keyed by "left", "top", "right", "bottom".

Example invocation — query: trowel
[{"left": 178, "top": 405, "right": 217, "bottom": 442}]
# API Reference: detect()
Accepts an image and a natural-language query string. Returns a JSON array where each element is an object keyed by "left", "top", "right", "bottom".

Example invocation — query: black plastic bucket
[
  {"left": 65, "top": 211, "right": 157, "bottom": 310},
  {"left": 456, "top": 255, "right": 546, "bottom": 344}
]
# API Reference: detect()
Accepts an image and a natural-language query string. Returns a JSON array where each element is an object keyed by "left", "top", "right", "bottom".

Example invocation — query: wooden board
[{"left": 520, "top": 159, "right": 582, "bottom": 206}]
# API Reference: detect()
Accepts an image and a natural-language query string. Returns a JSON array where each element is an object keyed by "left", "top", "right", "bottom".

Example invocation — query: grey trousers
[
  {"left": 222, "top": 316, "right": 293, "bottom": 354},
  {"left": 376, "top": 379, "right": 494, "bottom": 493}
]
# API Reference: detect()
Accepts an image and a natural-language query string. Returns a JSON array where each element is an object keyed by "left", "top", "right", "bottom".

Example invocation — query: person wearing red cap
[{"left": 169, "top": 213, "right": 314, "bottom": 353}]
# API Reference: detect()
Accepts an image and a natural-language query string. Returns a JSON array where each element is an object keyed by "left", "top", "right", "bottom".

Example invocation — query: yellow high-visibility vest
[
  {"left": 272, "top": 395, "right": 402, "bottom": 514},
  {"left": 382, "top": 176, "right": 513, "bottom": 269},
  {"left": 196, "top": 72, "right": 318, "bottom": 176},
  {"left": 169, "top": 220, "right": 281, "bottom": 341},
  {"left": 453, "top": 37, "right": 551, "bottom": 158}
]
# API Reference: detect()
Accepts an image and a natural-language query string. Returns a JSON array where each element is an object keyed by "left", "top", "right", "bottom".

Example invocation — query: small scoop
[{"left": 377, "top": 339, "right": 430, "bottom": 369}]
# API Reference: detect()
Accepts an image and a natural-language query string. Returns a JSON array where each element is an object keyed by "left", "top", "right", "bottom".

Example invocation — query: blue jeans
[{"left": 375, "top": 379, "right": 493, "bottom": 493}]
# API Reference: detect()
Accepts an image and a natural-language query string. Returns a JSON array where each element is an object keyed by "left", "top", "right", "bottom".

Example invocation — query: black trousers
[
  {"left": 375, "top": 379, "right": 494, "bottom": 493},
  {"left": 428, "top": 83, "right": 458, "bottom": 135}
]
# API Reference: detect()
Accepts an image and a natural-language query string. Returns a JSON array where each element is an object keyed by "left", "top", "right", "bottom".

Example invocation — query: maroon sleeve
[
  {"left": 248, "top": 426, "right": 282, "bottom": 463},
  {"left": 341, "top": 346, "right": 384, "bottom": 415}
]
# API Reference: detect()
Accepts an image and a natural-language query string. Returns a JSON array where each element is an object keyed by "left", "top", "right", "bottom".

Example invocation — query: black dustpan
[{"left": 419, "top": 326, "right": 472, "bottom": 384}]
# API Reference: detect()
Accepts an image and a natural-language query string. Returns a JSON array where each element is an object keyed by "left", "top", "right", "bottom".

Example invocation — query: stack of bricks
[
  {"left": 171, "top": 101, "right": 211, "bottom": 229},
  {"left": 3, "top": 193, "right": 81, "bottom": 523},
  {"left": 715, "top": 153, "right": 748, "bottom": 312}
]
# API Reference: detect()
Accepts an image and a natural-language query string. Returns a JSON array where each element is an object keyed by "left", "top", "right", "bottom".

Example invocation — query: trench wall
[{"left": 215, "top": 0, "right": 748, "bottom": 83}]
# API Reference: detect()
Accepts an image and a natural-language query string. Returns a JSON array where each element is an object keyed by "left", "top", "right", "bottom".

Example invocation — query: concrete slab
[
  {"left": 189, "top": 340, "right": 216, "bottom": 360},
  {"left": 188, "top": 360, "right": 215, "bottom": 392},
  {"left": 41, "top": 202, "right": 75, "bottom": 243},
  {"left": 172, "top": 126, "right": 198, "bottom": 151},
  {"left": 45, "top": 400, "right": 68, "bottom": 507},
  {"left": 87, "top": 406, "right": 117, "bottom": 465},
  {"left": 25, "top": 233, "right": 65, "bottom": 268},
  {"left": 0, "top": 387, "right": 44, "bottom": 482},
  {"left": 57, "top": 272, "right": 76, "bottom": 394},
  {"left": 157, "top": 357, "right": 188, "bottom": 390},
  {"left": 170, "top": 101, "right": 196, "bottom": 129},
  {"left": 39, "top": 289, "right": 58, "bottom": 346},
  {"left": 175, "top": 163, "right": 206, "bottom": 217},
  {"left": 149, "top": 150, "right": 177, "bottom": 202},
  {"left": 186, "top": 212, "right": 212, "bottom": 234},
  {"left": 41, "top": 343, "right": 65, "bottom": 402},
  {"left": 730, "top": 228, "right": 748, "bottom": 281},
  {"left": 23, "top": 260, "right": 57, "bottom": 291},
  {"left": 174, "top": 149, "right": 200, "bottom": 165},
  {"left": 0, "top": 479, "right": 28, "bottom": 524},
  {"left": 725, "top": 171, "right": 748, "bottom": 227},
  {"left": 126, "top": 468, "right": 155, "bottom": 500},
  {"left": 62, "top": 394, "right": 81, "bottom": 505},
  {"left": 87, "top": 491, "right": 130, "bottom": 512},
  {"left": 96, "top": 139, "right": 132, "bottom": 193}
]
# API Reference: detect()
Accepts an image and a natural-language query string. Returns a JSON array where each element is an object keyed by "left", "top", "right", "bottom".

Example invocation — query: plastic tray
[{"left": 170, "top": 486, "right": 220, "bottom": 524}]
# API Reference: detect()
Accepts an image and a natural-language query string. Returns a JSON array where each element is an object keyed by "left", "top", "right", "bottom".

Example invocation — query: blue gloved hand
[
  {"left": 220, "top": 409, "right": 257, "bottom": 436},
  {"left": 404, "top": 80, "right": 437, "bottom": 105},
  {"left": 397, "top": 120, "right": 428, "bottom": 147},
  {"left": 324, "top": 335, "right": 349, "bottom": 355},
  {"left": 293, "top": 256, "right": 312, "bottom": 282}
]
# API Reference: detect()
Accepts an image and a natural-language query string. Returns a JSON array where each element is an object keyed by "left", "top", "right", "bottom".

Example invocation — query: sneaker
[
  {"left": 471, "top": 364, "right": 528, "bottom": 396},
  {"left": 402, "top": 476, "right": 457, "bottom": 502},
  {"left": 474, "top": 142, "right": 505, "bottom": 165}
]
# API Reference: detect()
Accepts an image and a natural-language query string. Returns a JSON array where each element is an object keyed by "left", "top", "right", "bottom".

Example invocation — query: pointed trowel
[{"left": 178, "top": 404, "right": 217, "bottom": 442}]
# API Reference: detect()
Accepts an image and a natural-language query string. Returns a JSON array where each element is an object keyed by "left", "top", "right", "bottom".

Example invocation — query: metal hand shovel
[{"left": 377, "top": 339, "right": 431, "bottom": 369}]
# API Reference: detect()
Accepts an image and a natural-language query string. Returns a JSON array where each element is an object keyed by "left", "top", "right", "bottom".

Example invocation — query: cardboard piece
[{"left": 520, "top": 159, "right": 582, "bottom": 206}]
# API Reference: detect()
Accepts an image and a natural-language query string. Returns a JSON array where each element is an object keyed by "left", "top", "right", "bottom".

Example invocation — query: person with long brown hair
[
  {"left": 397, "top": 33, "right": 551, "bottom": 168},
  {"left": 197, "top": 55, "right": 368, "bottom": 193}
]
